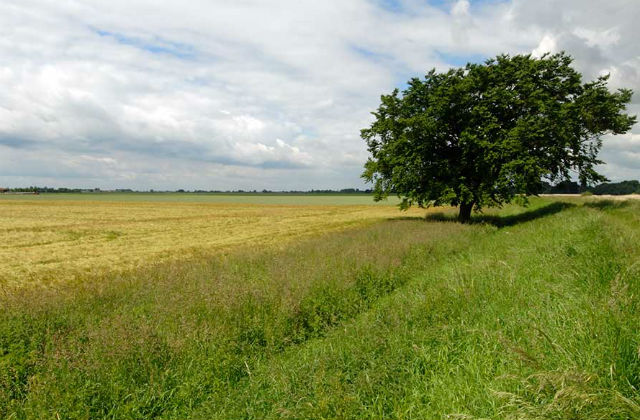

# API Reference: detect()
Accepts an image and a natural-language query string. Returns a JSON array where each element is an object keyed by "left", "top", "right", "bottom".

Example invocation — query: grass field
[
  {"left": 1, "top": 195, "right": 639, "bottom": 419},
  {"left": 0, "top": 192, "right": 402, "bottom": 205},
  {"left": 0, "top": 194, "right": 420, "bottom": 287}
]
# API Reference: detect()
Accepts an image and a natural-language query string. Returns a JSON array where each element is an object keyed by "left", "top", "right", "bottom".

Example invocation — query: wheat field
[{"left": 0, "top": 195, "right": 426, "bottom": 287}]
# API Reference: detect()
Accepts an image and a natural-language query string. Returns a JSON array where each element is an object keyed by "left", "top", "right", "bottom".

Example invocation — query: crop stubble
[{"left": 0, "top": 198, "right": 426, "bottom": 287}]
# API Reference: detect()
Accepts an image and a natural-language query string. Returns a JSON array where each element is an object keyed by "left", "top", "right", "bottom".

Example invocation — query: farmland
[
  {"left": 0, "top": 194, "right": 421, "bottom": 287},
  {"left": 1, "top": 195, "right": 640, "bottom": 419}
]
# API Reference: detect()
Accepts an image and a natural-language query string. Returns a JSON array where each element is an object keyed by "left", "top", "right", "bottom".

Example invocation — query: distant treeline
[
  {"left": 541, "top": 180, "right": 640, "bottom": 195},
  {"left": 0, "top": 187, "right": 374, "bottom": 194},
  {"left": 3, "top": 182, "right": 639, "bottom": 195}
]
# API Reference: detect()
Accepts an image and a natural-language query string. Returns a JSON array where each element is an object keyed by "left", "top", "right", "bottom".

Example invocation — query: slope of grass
[
  {"left": 198, "top": 199, "right": 640, "bottom": 419},
  {"left": 0, "top": 204, "right": 470, "bottom": 419},
  {"left": 1, "top": 198, "right": 639, "bottom": 419}
]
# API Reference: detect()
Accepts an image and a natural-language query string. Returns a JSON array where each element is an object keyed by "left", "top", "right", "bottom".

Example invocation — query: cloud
[
  {"left": 531, "top": 35, "right": 556, "bottom": 58},
  {"left": 0, "top": 0, "right": 638, "bottom": 189}
]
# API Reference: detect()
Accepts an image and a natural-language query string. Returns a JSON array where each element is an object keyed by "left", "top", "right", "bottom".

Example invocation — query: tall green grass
[{"left": 1, "top": 198, "right": 639, "bottom": 419}]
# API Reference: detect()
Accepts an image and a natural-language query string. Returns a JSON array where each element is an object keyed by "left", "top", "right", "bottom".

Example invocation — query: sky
[{"left": 0, "top": 0, "right": 638, "bottom": 190}]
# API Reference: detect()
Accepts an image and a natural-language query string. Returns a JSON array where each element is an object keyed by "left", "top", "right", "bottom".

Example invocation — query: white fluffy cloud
[{"left": 0, "top": 0, "right": 638, "bottom": 189}]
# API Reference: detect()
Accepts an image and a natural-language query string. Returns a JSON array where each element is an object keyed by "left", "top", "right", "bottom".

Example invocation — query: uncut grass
[
  {"left": 2, "top": 199, "right": 639, "bottom": 419},
  {"left": 0, "top": 204, "right": 470, "bottom": 419},
  {"left": 199, "top": 199, "right": 640, "bottom": 419}
]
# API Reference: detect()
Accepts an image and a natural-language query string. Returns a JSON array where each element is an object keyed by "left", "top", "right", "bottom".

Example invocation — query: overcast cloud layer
[{"left": 1, "top": 0, "right": 638, "bottom": 190}]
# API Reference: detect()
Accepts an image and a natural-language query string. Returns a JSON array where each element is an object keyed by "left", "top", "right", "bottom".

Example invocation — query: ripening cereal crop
[{"left": 0, "top": 194, "right": 427, "bottom": 287}]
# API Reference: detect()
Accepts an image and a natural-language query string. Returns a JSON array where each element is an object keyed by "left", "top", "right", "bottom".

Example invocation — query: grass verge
[{"left": 2, "top": 198, "right": 639, "bottom": 419}]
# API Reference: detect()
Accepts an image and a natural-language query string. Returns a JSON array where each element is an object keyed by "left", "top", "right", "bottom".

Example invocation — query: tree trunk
[{"left": 458, "top": 202, "right": 473, "bottom": 223}]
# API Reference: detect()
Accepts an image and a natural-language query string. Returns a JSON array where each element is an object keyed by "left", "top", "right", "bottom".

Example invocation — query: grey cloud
[
  {"left": 0, "top": 0, "right": 638, "bottom": 189},
  {"left": 0, "top": 135, "right": 40, "bottom": 149},
  {"left": 510, "top": 0, "right": 639, "bottom": 181}
]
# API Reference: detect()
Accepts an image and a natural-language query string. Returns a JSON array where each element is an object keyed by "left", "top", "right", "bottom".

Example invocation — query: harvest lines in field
[{"left": 0, "top": 198, "right": 428, "bottom": 287}]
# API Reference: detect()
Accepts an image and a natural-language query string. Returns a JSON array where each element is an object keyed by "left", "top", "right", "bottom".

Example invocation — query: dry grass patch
[{"left": 0, "top": 199, "right": 430, "bottom": 287}]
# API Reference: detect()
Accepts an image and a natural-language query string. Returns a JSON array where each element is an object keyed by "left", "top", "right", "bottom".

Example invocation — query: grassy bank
[{"left": 1, "top": 198, "right": 639, "bottom": 419}]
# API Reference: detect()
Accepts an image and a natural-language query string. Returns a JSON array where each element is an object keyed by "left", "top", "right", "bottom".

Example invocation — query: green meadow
[
  {"left": 1, "top": 196, "right": 639, "bottom": 419},
  {"left": 0, "top": 192, "right": 400, "bottom": 206}
]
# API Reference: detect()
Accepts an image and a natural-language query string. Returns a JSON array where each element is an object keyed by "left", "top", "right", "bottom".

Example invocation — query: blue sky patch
[
  {"left": 436, "top": 51, "right": 486, "bottom": 67},
  {"left": 351, "top": 45, "right": 392, "bottom": 63},
  {"left": 374, "top": 0, "right": 404, "bottom": 13},
  {"left": 372, "top": 0, "right": 511, "bottom": 17},
  {"left": 428, "top": 0, "right": 509, "bottom": 13},
  {"left": 426, "top": 0, "right": 451, "bottom": 12},
  {"left": 94, "top": 28, "right": 197, "bottom": 60}
]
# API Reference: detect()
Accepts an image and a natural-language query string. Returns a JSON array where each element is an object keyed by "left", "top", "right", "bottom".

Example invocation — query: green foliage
[
  {"left": 542, "top": 180, "right": 584, "bottom": 194},
  {"left": 592, "top": 179, "right": 640, "bottom": 195},
  {"left": 362, "top": 52, "right": 636, "bottom": 221}
]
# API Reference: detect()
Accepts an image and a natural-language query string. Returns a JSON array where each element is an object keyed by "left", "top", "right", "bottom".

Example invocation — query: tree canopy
[
  {"left": 362, "top": 53, "right": 636, "bottom": 222},
  {"left": 592, "top": 180, "right": 640, "bottom": 195}
]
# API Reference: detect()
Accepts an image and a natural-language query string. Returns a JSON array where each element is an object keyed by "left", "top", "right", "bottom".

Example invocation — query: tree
[
  {"left": 592, "top": 180, "right": 640, "bottom": 195},
  {"left": 361, "top": 53, "right": 636, "bottom": 222}
]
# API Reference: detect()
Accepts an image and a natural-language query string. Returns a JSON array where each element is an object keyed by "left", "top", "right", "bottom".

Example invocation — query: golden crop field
[{"left": 0, "top": 195, "right": 427, "bottom": 287}]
